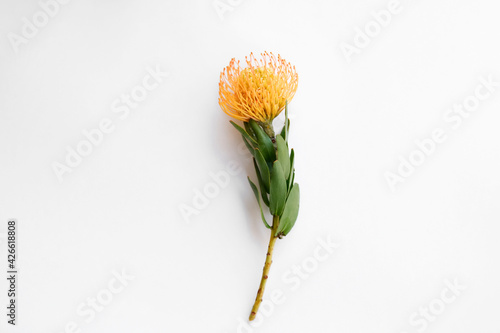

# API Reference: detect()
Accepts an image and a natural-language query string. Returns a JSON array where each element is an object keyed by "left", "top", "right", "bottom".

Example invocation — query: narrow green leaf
[
  {"left": 248, "top": 177, "right": 271, "bottom": 229},
  {"left": 275, "top": 183, "right": 300, "bottom": 236},
  {"left": 242, "top": 135, "right": 255, "bottom": 156},
  {"left": 253, "top": 158, "right": 270, "bottom": 206},
  {"left": 269, "top": 160, "right": 287, "bottom": 216},
  {"left": 249, "top": 119, "right": 275, "bottom": 163},
  {"left": 276, "top": 135, "right": 290, "bottom": 179},
  {"left": 285, "top": 101, "right": 289, "bottom": 142},
  {"left": 254, "top": 148, "right": 270, "bottom": 192},
  {"left": 230, "top": 121, "right": 257, "bottom": 146},
  {"left": 280, "top": 119, "right": 290, "bottom": 142},
  {"left": 288, "top": 149, "right": 295, "bottom": 190},
  {"left": 244, "top": 122, "right": 257, "bottom": 141},
  {"left": 288, "top": 171, "right": 295, "bottom": 194},
  {"left": 280, "top": 101, "right": 290, "bottom": 143}
]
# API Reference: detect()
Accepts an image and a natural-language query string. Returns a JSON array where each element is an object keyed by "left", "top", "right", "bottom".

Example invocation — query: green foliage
[
  {"left": 276, "top": 135, "right": 290, "bottom": 179},
  {"left": 230, "top": 121, "right": 257, "bottom": 146},
  {"left": 253, "top": 158, "right": 270, "bottom": 206},
  {"left": 248, "top": 177, "right": 271, "bottom": 229},
  {"left": 270, "top": 160, "right": 287, "bottom": 216},
  {"left": 254, "top": 148, "right": 270, "bottom": 193},
  {"left": 229, "top": 112, "right": 300, "bottom": 237},
  {"left": 275, "top": 184, "right": 300, "bottom": 237},
  {"left": 249, "top": 119, "right": 275, "bottom": 163}
]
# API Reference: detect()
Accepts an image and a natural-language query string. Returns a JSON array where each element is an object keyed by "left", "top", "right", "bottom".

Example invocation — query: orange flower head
[{"left": 219, "top": 52, "right": 298, "bottom": 123}]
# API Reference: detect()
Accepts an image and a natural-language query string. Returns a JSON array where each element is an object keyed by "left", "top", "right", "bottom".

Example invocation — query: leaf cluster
[{"left": 230, "top": 104, "right": 300, "bottom": 237}]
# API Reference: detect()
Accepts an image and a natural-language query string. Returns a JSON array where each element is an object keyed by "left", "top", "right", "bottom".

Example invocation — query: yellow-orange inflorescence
[{"left": 219, "top": 52, "right": 298, "bottom": 123}]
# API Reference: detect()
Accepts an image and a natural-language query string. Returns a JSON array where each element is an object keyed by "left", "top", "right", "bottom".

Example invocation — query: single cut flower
[
  {"left": 218, "top": 52, "right": 300, "bottom": 322},
  {"left": 219, "top": 52, "right": 298, "bottom": 123}
]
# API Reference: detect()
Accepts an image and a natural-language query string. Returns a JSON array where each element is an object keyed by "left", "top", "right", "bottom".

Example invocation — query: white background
[{"left": 1, "top": 0, "right": 500, "bottom": 332}]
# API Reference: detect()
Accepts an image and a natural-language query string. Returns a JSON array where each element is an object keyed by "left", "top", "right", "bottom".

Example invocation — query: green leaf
[
  {"left": 242, "top": 135, "right": 255, "bottom": 156},
  {"left": 249, "top": 119, "right": 275, "bottom": 163},
  {"left": 253, "top": 158, "right": 270, "bottom": 206},
  {"left": 248, "top": 177, "right": 271, "bottom": 229},
  {"left": 244, "top": 122, "right": 257, "bottom": 141},
  {"left": 280, "top": 101, "right": 290, "bottom": 143},
  {"left": 288, "top": 149, "right": 295, "bottom": 190},
  {"left": 230, "top": 121, "right": 257, "bottom": 146},
  {"left": 285, "top": 101, "right": 289, "bottom": 142},
  {"left": 280, "top": 119, "right": 290, "bottom": 142},
  {"left": 275, "top": 183, "right": 300, "bottom": 236},
  {"left": 254, "top": 148, "right": 270, "bottom": 192},
  {"left": 269, "top": 160, "right": 287, "bottom": 216},
  {"left": 288, "top": 171, "right": 295, "bottom": 193},
  {"left": 276, "top": 135, "right": 290, "bottom": 179}
]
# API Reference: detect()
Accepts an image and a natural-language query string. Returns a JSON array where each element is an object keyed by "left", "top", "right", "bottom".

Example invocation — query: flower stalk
[{"left": 249, "top": 215, "right": 279, "bottom": 321}]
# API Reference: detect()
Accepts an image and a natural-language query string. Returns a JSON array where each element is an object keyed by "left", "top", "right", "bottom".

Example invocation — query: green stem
[{"left": 249, "top": 215, "right": 279, "bottom": 321}]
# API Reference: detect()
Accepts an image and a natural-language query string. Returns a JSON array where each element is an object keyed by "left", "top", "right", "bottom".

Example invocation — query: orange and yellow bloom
[{"left": 218, "top": 52, "right": 298, "bottom": 123}]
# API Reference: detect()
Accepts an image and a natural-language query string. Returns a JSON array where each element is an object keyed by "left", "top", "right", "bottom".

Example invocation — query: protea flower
[{"left": 218, "top": 52, "right": 301, "bottom": 321}]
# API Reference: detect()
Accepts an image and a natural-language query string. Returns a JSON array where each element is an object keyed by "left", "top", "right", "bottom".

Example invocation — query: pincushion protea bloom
[
  {"left": 219, "top": 52, "right": 298, "bottom": 124},
  {"left": 218, "top": 52, "right": 301, "bottom": 322}
]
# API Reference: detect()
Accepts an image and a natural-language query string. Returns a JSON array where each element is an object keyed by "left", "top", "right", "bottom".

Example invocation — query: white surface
[{"left": 1, "top": 0, "right": 500, "bottom": 332}]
